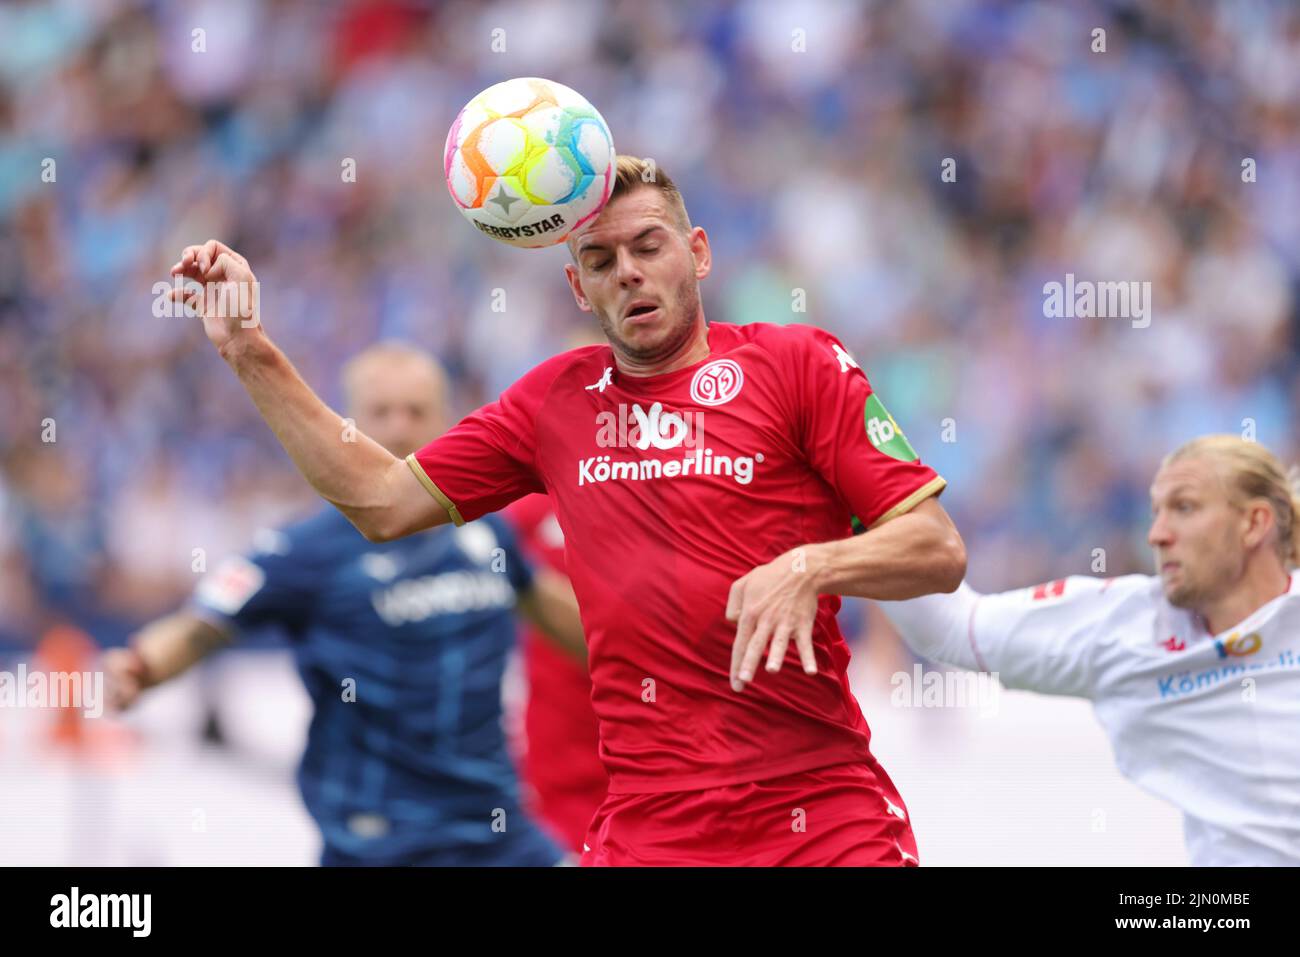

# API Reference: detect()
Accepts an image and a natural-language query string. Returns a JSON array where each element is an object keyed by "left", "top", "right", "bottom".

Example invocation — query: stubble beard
[
  {"left": 1162, "top": 548, "right": 1240, "bottom": 616},
  {"left": 597, "top": 274, "right": 702, "bottom": 365}
]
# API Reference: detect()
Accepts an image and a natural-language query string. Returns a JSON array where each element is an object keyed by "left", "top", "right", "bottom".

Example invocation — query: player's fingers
[
  {"left": 201, "top": 239, "right": 243, "bottom": 273},
  {"left": 725, "top": 576, "right": 745, "bottom": 622},
  {"left": 729, "top": 608, "right": 755, "bottom": 691},
  {"left": 115, "top": 690, "right": 140, "bottom": 712},
  {"left": 199, "top": 239, "right": 224, "bottom": 274},
  {"left": 794, "top": 616, "right": 817, "bottom": 675},
  {"left": 109, "top": 676, "right": 139, "bottom": 710},
  {"left": 179, "top": 283, "right": 203, "bottom": 312},
  {"left": 167, "top": 279, "right": 196, "bottom": 302},
  {"left": 765, "top": 621, "right": 793, "bottom": 673},
  {"left": 737, "top": 613, "right": 773, "bottom": 686},
  {"left": 103, "top": 668, "right": 137, "bottom": 710},
  {"left": 172, "top": 286, "right": 204, "bottom": 313},
  {"left": 205, "top": 252, "right": 234, "bottom": 282},
  {"left": 171, "top": 246, "right": 203, "bottom": 276}
]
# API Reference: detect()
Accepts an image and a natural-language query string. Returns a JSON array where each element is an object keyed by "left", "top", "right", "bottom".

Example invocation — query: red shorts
[{"left": 579, "top": 760, "right": 919, "bottom": 866}]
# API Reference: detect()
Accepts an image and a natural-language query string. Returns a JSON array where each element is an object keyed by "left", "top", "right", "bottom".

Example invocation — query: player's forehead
[
  {"left": 1149, "top": 456, "right": 1221, "bottom": 501},
  {"left": 574, "top": 189, "right": 673, "bottom": 252}
]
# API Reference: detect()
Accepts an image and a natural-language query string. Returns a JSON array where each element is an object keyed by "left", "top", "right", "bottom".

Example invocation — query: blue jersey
[{"left": 190, "top": 508, "right": 562, "bottom": 866}]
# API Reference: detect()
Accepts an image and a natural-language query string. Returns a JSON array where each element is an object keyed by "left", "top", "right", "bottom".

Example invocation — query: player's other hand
[
  {"left": 726, "top": 548, "right": 821, "bottom": 692},
  {"left": 103, "top": 647, "right": 150, "bottom": 712},
  {"left": 168, "top": 239, "right": 263, "bottom": 358}
]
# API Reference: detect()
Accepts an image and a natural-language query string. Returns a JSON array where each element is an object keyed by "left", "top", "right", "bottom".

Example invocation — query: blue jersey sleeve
[
  {"left": 476, "top": 513, "right": 535, "bottom": 596},
  {"left": 189, "top": 526, "right": 321, "bottom": 637}
]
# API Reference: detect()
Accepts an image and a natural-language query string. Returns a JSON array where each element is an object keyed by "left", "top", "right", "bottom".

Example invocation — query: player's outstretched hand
[
  {"left": 726, "top": 549, "right": 820, "bottom": 692},
  {"left": 167, "top": 239, "right": 263, "bottom": 358},
  {"left": 103, "top": 647, "right": 150, "bottom": 712}
]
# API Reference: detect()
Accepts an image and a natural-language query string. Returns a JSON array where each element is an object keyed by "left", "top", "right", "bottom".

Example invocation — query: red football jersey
[
  {"left": 408, "top": 322, "right": 946, "bottom": 794},
  {"left": 503, "top": 494, "right": 608, "bottom": 852}
]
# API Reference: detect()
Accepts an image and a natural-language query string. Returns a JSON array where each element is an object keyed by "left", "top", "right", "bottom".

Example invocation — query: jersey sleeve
[
  {"left": 882, "top": 575, "right": 1148, "bottom": 699},
  {"left": 405, "top": 362, "right": 554, "bottom": 526},
  {"left": 788, "top": 325, "right": 946, "bottom": 529},
  {"left": 968, "top": 575, "right": 1148, "bottom": 698},
  {"left": 188, "top": 527, "right": 318, "bottom": 637}
]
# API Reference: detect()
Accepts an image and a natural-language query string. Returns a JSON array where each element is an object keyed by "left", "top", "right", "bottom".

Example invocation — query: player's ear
[
  {"left": 1241, "top": 498, "right": 1276, "bottom": 552},
  {"left": 688, "top": 226, "right": 712, "bottom": 280},
  {"left": 563, "top": 263, "right": 593, "bottom": 313}
]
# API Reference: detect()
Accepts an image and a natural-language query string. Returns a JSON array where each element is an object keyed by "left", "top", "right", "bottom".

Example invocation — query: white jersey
[{"left": 881, "top": 573, "right": 1300, "bottom": 866}]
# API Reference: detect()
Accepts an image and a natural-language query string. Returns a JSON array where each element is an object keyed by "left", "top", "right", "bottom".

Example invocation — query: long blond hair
[{"left": 1163, "top": 435, "right": 1300, "bottom": 568}]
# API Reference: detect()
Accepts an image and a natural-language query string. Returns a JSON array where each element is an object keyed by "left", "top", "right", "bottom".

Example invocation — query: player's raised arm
[
  {"left": 168, "top": 240, "right": 448, "bottom": 540},
  {"left": 879, "top": 575, "right": 1147, "bottom": 699}
]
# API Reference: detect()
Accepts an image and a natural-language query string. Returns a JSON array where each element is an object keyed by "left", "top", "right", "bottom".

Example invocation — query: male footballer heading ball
[{"left": 168, "top": 155, "right": 967, "bottom": 866}]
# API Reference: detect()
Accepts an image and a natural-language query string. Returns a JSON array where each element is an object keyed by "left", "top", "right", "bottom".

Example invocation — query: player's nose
[
  {"left": 613, "top": 247, "right": 643, "bottom": 287},
  {"left": 1147, "top": 512, "right": 1172, "bottom": 548}
]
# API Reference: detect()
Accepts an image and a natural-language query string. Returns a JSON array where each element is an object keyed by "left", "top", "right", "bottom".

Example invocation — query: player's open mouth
[{"left": 623, "top": 301, "right": 659, "bottom": 323}]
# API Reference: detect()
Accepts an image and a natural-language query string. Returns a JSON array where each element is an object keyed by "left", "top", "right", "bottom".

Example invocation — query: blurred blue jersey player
[{"left": 106, "top": 343, "right": 587, "bottom": 866}]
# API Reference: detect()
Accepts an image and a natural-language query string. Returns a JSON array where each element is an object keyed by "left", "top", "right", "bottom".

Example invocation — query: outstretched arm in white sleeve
[{"left": 879, "top": 576, "right": 1147, "bottom": 699}]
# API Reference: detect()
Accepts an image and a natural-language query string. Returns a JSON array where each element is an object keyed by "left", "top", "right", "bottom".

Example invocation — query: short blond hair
[
  {"left": 568, "top": 155, "right": 692, "bottom": 255},
  {"left": 612, "top": 155, "right": 691, "bottom": 232},
  {"left": 1164, "top": 435, "right": 1300, "bottom": 567}
]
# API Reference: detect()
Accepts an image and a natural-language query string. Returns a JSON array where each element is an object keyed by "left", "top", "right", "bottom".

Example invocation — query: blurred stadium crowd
[{"left": 2, "top": 0, "right": 1298, "bottom": 648}]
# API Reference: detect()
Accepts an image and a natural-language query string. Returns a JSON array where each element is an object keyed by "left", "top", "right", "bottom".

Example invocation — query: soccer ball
[{"left": 444, "top": 77, "right": 616, "bottom": 249}]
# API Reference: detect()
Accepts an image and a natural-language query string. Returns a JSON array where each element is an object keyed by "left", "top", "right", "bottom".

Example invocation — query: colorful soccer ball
[{"left": 444, "top": 77, "right": 616, "bottom": 249}]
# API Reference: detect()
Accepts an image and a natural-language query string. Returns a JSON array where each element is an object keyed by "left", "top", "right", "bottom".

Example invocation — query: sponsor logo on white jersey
[
  {"left": 1155, "top": 646, "right": 1296, "bottom": 700},
  {"left": 690, "top": 359, "right": 744, "bottom": 406}
]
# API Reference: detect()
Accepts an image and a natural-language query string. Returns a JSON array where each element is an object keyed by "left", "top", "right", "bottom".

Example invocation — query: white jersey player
[{"left": 882, "top": 435, "right": 1300, "bottom": 866}]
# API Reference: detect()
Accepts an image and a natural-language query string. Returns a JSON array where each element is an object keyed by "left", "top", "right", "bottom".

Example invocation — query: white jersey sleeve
[{"left": 880, "top": 575, "right": 1152, "bottom": 699}]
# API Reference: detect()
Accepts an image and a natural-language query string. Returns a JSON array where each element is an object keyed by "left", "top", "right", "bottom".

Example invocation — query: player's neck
[
  {"left": 615, "top": 315, "right": 710, "bottom": 378},
  {"left": 1198, "top": 562, "right": 1291, "bottom": 636}
]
